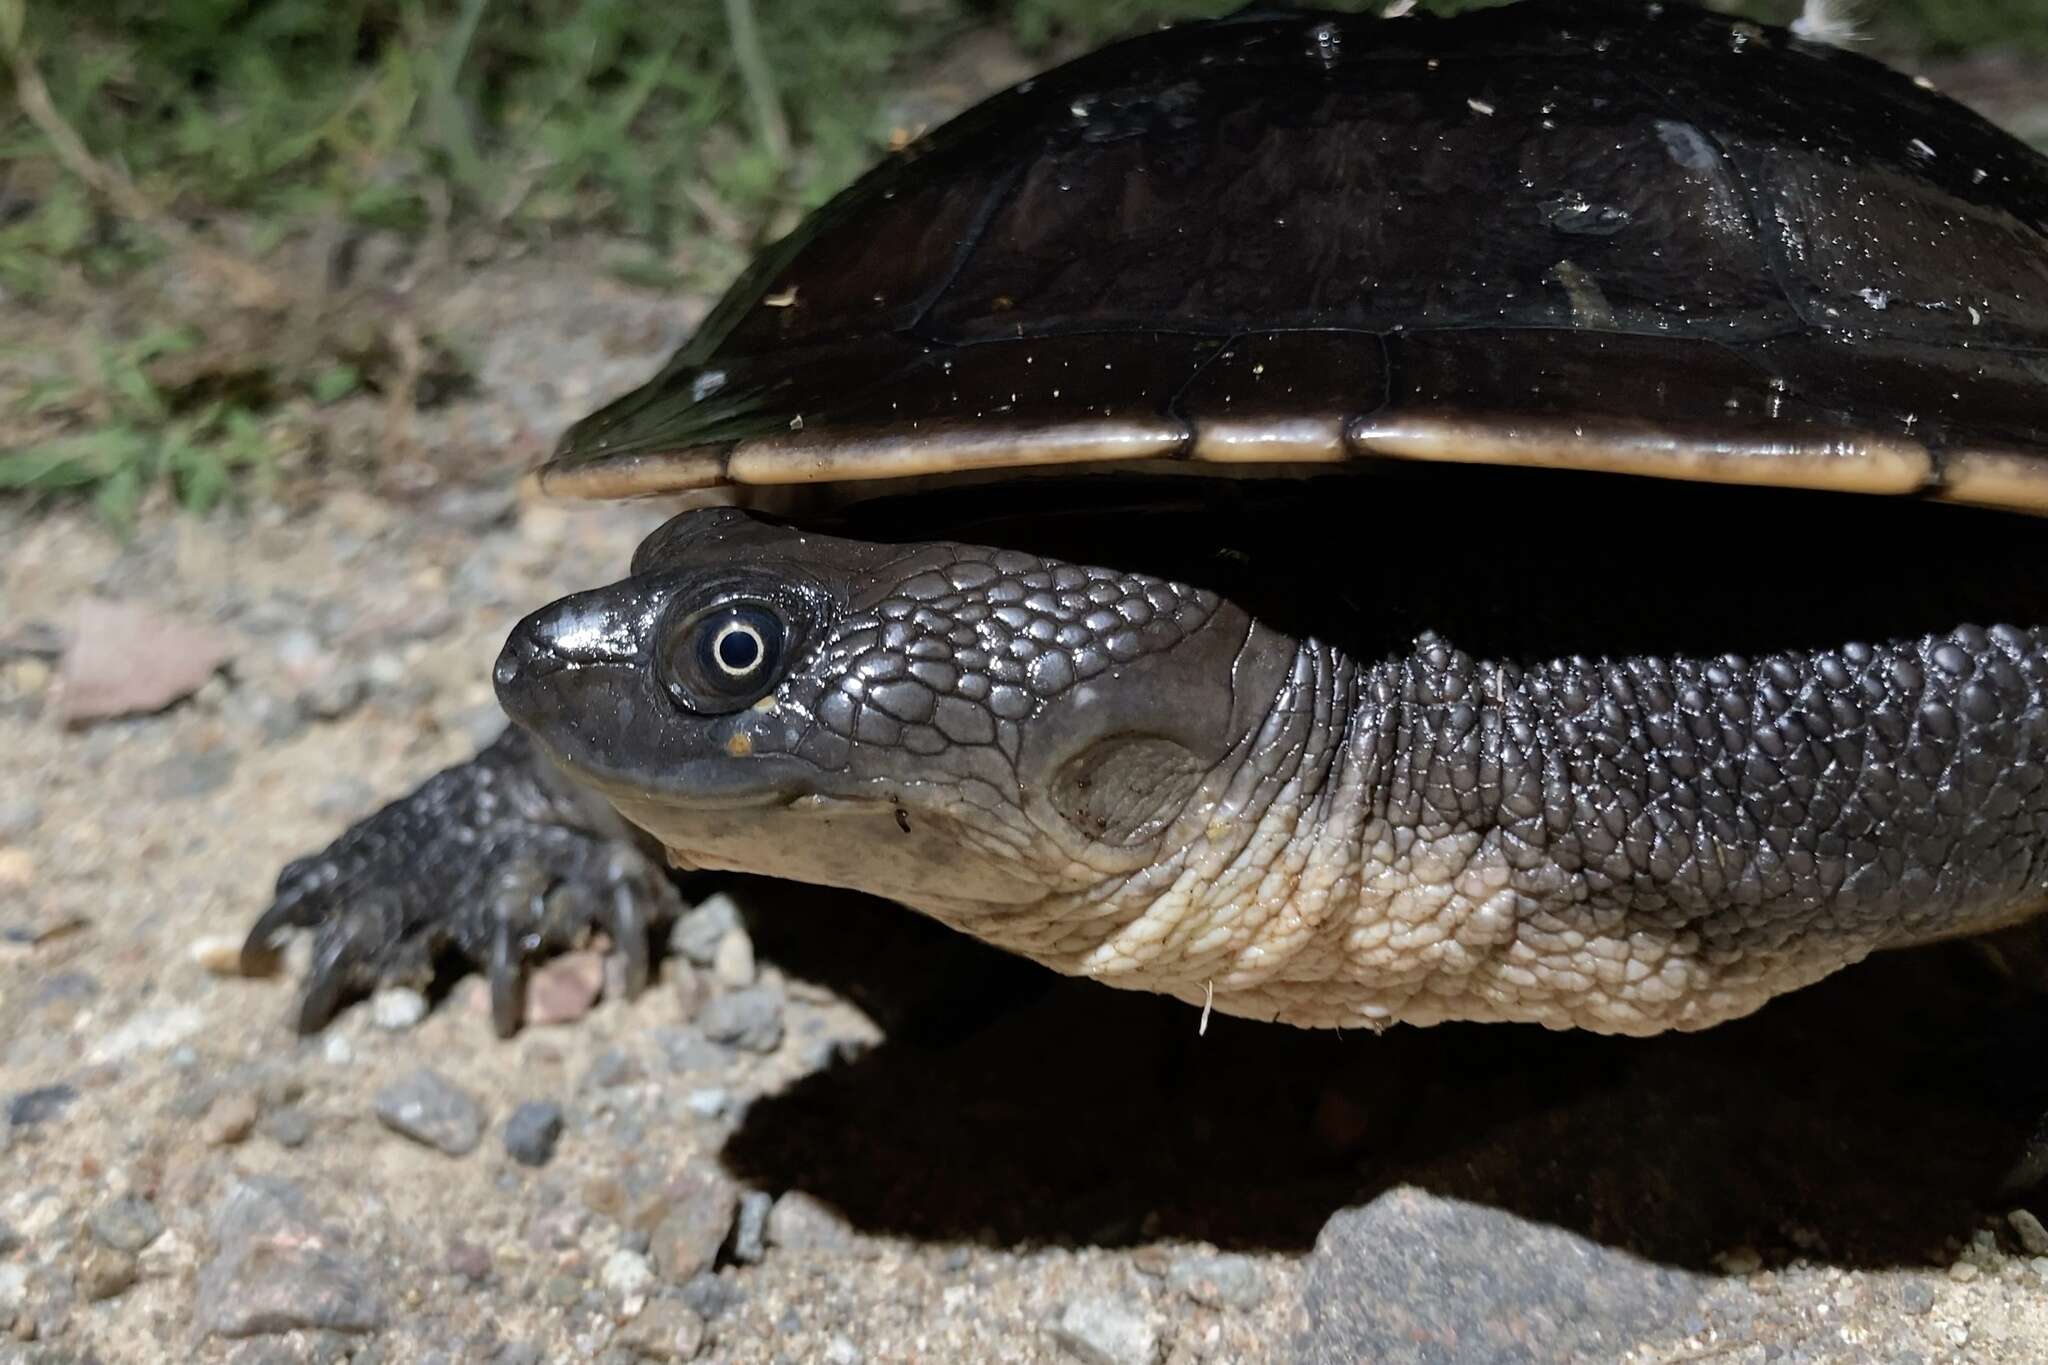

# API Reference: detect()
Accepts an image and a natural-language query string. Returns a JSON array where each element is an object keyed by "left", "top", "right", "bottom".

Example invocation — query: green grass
[{"left": 3, "top": 0, "right": 2043, "bottom": 521}]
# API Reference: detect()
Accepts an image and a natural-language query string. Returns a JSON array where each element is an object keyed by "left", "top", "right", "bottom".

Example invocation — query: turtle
[{"left": 245, "top": 0, "right": 2048, "bottom": 1039}]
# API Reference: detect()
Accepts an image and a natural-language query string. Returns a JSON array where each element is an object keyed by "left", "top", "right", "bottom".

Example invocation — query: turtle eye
[{"left": 663, "top": 601, "right": 786, "bottom": 712}]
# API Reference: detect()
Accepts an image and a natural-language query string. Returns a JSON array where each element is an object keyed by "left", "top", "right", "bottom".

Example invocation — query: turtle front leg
[{"left": 244, "top": 726, "right": 680, "bottom": 1035}]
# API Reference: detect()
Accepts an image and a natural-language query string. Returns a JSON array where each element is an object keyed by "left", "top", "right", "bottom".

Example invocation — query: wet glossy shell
[{"left": 543, "top": 0, "right": 2048, "bottom": 512}]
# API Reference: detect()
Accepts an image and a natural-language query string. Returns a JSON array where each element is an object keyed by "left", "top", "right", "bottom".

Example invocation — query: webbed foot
[{"left": 244, "top": 726, "right": 679, "bottom": 1035}]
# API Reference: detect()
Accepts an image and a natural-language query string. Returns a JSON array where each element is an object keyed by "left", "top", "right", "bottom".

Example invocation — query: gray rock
[
  {"left": 259, "top": 1106, "right": 313, "bottom": 1149},
  {"left": 147, "top": 746, "right": 238, "bottom": 799},
  {"left": 32, "top": 969, "right": 98, "bottom": 1006},
  {"left": 615, "top": 1297, "right": 706, "bottom": 1360},
  {"left": 2009, "top": 1208, "right": 2048, "bottom": 1256},
  {"left": 1291, "top": 1186, "right": 1708, "bottom": 1365},
  {"left": 198, "top": 1177, "right": 386, "bottom": 1336},
  {"left": 0, "top": 1263, "right": 29, "bottom": 1318},
  {"left": 243, "top": 692, "right": 306, "bottom": 745},
  {"left": 1051, "top": 1296, "right": 1160, "bottom": 1365},
  {"left": 653, "top": 1025, "right": 732, "bottom": 1076},
  {"left": 8, "top": 1083, "right": 77, "bottom": 1126},
  {"left": 600, "top": 1248, "right": 656, "bottom": 1303},
  {"left": 678, "top": 1271, "right": 743, "bottom": 1321},
  {"left": 0, "top": 796, "right": 42, "bottom": 840},
  {"left": 368, "top": 986, "right": 428, "bottom": 1031},
  {"left": 1166, "top": 1252, "right": 1265, "bottom": 1310},
  {"left": 502, "top": 1100, "right": 566, "bottom": 1167},
  {"left": 764, "top": 1190, "right": 855, "bottom": 1254},
  {"left": 89, "top": 1196, "right": 164, "bottom": 1252},
  {"left": 0, "top": 1219, "right": 20, "bottom": 1255},
  {"left": 699, "top": 985, "right": 785, "bottom": 1054},
  {"left": 730, "top": 1191, "right": 773, "bottom": 1264},
  {"left": 373, "top": 1069, "right": 485, "bottom": 1155},
  {"left": 669, "top": 894, "right": 741, "bottom": 967},
  {"left": 586, "top": 1048, "right": 642, "bottom": 1089},
  {"left": 684, "top": 1088, "right": 730, "bottom": 1121},
  {"left": 711, "top": 927, "right": 756, "bottom": 988},
  {"left": 1900, "top": 1280, "right": 1937, "bottom": 1315},
  {"left": 299, "top": 671, "right": 369, "bottom": 721},
  {"left": 79, "top": 1244, "right": 138, "bottom": 1300},
  {"left": 649, "top": 1170, "right": 740, "bottom": 1283}
]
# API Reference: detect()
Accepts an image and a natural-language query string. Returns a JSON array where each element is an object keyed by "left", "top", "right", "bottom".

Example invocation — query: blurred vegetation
[{"left": 1, "top": 0, "right": 2043, "bottom": 519}]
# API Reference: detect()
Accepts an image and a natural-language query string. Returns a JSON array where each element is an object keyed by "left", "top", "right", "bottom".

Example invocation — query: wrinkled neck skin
[{"left": 507, "top": 506, "right": 2048, "bottom": 1038}]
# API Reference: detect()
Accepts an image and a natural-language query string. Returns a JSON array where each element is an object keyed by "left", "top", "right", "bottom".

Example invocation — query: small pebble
[
  {"left": 678, "top": 1272, "right": 742, "bottom": 1322},
  {"left": 669, "top": 895, "right": 741, "bottom": 967},
  {"left": 1051, "top": 1296, "right": 1159, "bottom": 1365},
  {"left": 586, "top": 1048, "right": 643, "bottom": 1090},
  {"left": 198, "top": 1177, "right": 386, "bottom": 1335},
  {"left": 528, "top": 950, "right": 606, "bottom": 1027},
  {"left": 322, "top": 1034, "right": 355, "bottom": 1066},
  {"left": 244, "top": 692, "right": 306, "bottom": 744},
  {"left": 147, "top": 747, "right": 238, "bottom": 800},
  {"left": 615, "top": 1297, "right": 705, "bottom": 1361},
  {"left": 823, "top": 1337, "right": 861, "bottom": 1365},
  {"left": 260, "top": 1106, "right": 314, "bottom": 1149},
  {"left": 300, "top": 672, "right": 369, "bottom": 721},
  {"left": 447, "top": 1240, "right": 492, "bottom": 1283},
  {"left": 89, "top": 1197, "right": 164, "bottom": 1253},
  {"left": 684, "top": 1088, "right": 730, "bottom": 1121},
  {"left": 711, "top": 928, "right": 755, "bottom": 988},
  {"left": 730, "top": 1191, "right": 772, "bottom": 1264},
  {"left": 7, "top": 1084, "right": 77, "bottom": 1127},
  {"left": 1900, "top": 1280, "right": 1937, "bottom": 1314},
  {"left": 654, "top": 1025, "right": 730, "bottom": 1075},
  {"left": 699, "top": 985, "right": 785, "bottom": 1054},
  {"left": 1165, "top": 1252, "right": 1264, "bottom": 1310},
  {"left": 369, "top": 987, "right": 429, "bottom": 1031},
  {"left": 78, "top": 1245, "right": 138, "bottom": 1301},
  {"left": 649, "top": 1172, "right": 740, "bottom": 1283},
  {"left": 502, "top": 1100, "right": 566, "bottom": 1167},
  {"left": 1948, "top": 1260, "right": 1980, "bottom": 1283},
  {"left": 373, "top": 1069, "right": 485, "bottom": 1156},
  {"left": 203, "top": 1092, "right": 261, "bottom": 1146},
  {"left": 600, "top": 1248, "right": 656, "bottom": 1305},
  {"left": 765, "top": 1190, "right": 854, "bottom": 1254},
  {"left": 0, "top": 1264, "right": 25, "bottom": 1317},
  {"left": 671, "top": 963, "right": 708, "bottom": 1023},
  {"left": 2008, "top": 1208, "right": 2048, "bottom": 1256}
]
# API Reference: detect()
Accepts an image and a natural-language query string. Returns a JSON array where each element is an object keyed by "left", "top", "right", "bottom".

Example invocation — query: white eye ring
[{"left": 711, "top": 620, "right": 766, "bottom": 677}]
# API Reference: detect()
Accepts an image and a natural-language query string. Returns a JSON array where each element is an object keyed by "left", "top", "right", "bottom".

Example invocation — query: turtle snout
[{"left": 495, "top": 587, "right": 650, "bottom": 727}]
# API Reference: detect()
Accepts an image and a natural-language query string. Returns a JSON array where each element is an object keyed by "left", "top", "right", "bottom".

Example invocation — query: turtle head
[{"left": 494, "top": 507, "right": 1289, "bottom": 917}]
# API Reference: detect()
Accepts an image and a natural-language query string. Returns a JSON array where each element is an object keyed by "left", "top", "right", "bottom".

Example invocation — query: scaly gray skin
[{"left": 477, "top": 506, "right": 2048, "bottom": 1036}]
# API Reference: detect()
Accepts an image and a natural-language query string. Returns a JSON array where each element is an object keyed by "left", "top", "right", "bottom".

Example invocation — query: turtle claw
[
  {"left": 488, "top": 907, "right": 528, "bottom": 1039},
  {"left": 247, "top": 726, "right": 679, "bottom": 1035}
]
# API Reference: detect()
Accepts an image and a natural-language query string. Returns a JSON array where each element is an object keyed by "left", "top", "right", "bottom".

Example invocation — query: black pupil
[{"left": 717, "top": 625, "right": 760, "bottom": 673}]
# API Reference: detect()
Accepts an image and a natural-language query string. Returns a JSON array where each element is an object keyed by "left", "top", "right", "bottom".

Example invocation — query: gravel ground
[{"left": 6, "top": 32, "right": 2048, "bottom": 1365}]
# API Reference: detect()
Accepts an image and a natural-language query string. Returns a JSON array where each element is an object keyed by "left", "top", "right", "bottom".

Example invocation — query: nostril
[{"left": 494, "top": 616, "right": 556, "bottom": 712}]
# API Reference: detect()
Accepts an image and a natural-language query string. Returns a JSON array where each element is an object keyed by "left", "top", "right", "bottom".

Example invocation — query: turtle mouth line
[{"left": 519, "top": 735, "right": 816, "bottom": 813}]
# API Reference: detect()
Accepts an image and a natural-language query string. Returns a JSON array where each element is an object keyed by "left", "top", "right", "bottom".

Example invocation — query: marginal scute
[
  {"left": 1347, "top": 415, "right": 1933, "bottom": 495},
  {"left": 1938, "top": 452, "right": 2048, "bottom": 515}
]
